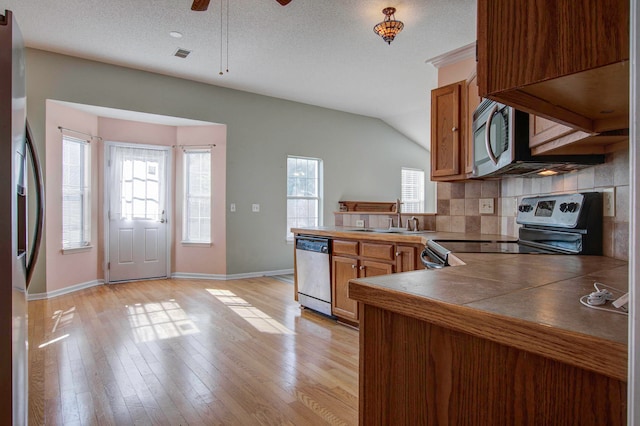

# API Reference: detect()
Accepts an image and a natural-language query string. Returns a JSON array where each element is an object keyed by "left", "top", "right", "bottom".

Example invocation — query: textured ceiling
[{"left": 2, "top": 0, "right": 477, "bottom": 149}]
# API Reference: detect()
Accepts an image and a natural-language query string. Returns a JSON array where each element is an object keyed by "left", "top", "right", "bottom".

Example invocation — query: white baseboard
[
  {"left": 172, "top": 268, "right": 294, "bottom": 281},
  {"left": 171, "top": 272, "right": 227, "bottom": 280},
  {"left": 27, "top": 269, "right": 295, "bottom": 300},
  {"left": 28, "top": 279, "right": 104, "bottom": 301}
]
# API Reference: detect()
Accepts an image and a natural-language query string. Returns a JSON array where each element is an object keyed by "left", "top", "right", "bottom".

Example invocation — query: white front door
[{"left": 106, "top": 143, "right": 170, "bottom": 282}]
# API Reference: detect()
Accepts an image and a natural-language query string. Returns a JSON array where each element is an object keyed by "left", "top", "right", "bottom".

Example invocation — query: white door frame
[
  {"left": 630, "top": 0, "right": 638, "bottom": 422},
  {"left": 103, "top": 141, "right": 172, "bottom": 283}
]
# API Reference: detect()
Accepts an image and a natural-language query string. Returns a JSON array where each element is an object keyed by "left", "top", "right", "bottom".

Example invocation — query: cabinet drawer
[
  {"left": 361, "top": 242, "right": 395, "bottom": 261},
  {"left": 333, "top": 240, "right": 359, "bottom": 256}
]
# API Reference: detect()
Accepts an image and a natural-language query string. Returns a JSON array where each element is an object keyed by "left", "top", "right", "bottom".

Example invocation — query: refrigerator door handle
[{"left": 25, "top": 121, "right": 45, "bottom": 288}]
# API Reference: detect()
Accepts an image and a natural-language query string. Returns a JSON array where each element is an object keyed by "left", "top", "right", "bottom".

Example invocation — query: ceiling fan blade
[
  {"left": 275, "top": 0, "right": 292, "bottom": 5},
  {"left": 191, "top": 0, "right": 210, "bottom": 11}
]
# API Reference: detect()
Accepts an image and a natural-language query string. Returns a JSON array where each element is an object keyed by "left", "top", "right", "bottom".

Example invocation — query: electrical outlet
[
  {"left": 252, "top": 203, "right": 260, "bottom": 212},
  {"left": 355, "top": 219, "right": 365, "bottom": 227},
  {"left": 479, "top": 198, "right": 494, "bottom": 215},
  {"left": 602, "top": 188, "right": 615, "bottom": 217},
  {"left": 230, "top": 203, "right": 236, "bottom": 212}
]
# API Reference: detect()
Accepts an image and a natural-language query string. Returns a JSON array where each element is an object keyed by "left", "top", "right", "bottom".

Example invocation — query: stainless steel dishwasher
[{"left": 295, "top": 236, "right": 332, "bottom": 316}]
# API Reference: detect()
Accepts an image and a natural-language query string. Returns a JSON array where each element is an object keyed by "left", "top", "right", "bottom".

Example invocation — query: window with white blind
[
  {"left": 401, "top": 168, "right": 425, "bottom": 213},
  {"left": 183, "top": 150, "right": 211, "bottom": 243},
  {"left": 286, "top": 156, "right": 322, "bottom": 241},
  {"left": 62, "top": 136, "right": 91, "bottom": 250}
]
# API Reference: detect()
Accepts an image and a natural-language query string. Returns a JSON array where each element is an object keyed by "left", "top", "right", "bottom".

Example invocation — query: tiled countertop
[{"left": 349, "top": 253, "right": 628, "bottom": 381}]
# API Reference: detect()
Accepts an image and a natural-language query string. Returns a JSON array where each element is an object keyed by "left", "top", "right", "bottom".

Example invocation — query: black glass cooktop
[{"left": 432, "top": 240, "right": 558, "bottom": 255}]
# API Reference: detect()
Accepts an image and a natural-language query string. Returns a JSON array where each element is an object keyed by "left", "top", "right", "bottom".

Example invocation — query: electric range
[{"left": 421, "top": 192, "right": 603, "bottom": 269}]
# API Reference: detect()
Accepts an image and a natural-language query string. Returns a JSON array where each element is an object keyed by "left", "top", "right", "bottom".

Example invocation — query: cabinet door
[
  {"left": 361, "top": 260, "right": 394, "bottom": 278},
  {"left": 431, "top": 81, "right": 466, "bottom": 180},
  {"left": 331, "top": 255, "right": 359, "bottom": 321},
  {"left": 466, "top": 73, "right": 480, "bottom": 175},
  {"left": 530, "top": 115, "right": 577, "bottom": 149},
  {"left": 395, "top": 245, "right": 417, "bottom": 273},
  {"left": 477, "top": 0, "right": 629, "bottom": 133}
]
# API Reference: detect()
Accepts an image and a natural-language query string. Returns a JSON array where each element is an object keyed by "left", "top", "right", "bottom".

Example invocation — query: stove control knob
[
  {"left": 559, "top": 202, "right": 568, "bottom": 212},
  {"left": 567, "top": 202, "right": 579, "bottom": 213},
  {"left": 518, "top": 204, "right": 532, "bottom": 212}
]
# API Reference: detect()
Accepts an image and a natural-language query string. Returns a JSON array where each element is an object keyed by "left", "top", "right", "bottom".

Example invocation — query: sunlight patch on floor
[
  {"left": 51, "top": 306, "right": 76, "bottom": 333},
  {"left": 38, "top": 334, "right": 70, "bottom": 348},
  {"left": 206, "top": 289, "right": 295, "bottom": 335},
  {"left": 125, "top": 299, "right": 200, "bottom": 343}
]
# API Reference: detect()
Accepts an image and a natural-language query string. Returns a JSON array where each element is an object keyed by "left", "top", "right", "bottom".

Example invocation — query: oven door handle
[
  {"left": 420, "top": 248, "right": 445, "bottom": 269},
  {"left": 484, "top": 103, "right": 500, "bottom": 165}
]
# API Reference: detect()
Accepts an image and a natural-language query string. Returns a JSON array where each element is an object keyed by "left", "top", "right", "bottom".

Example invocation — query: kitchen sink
[{"left": 348, "top": 228, "right": 433, "bottom": 234}]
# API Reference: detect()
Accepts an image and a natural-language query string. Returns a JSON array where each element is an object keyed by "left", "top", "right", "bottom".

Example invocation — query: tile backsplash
[{"left": 435, "top": 148, "right": 629, "bottom": 260}]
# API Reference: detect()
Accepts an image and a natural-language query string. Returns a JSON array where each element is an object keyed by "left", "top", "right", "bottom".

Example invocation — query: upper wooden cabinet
[
  {"left": 530, "top": 115, "right": 629, "bottom": 155},
  {"left": 431, "top": 80, "right": 467, "bottom": 181},
  {"left": 477, "top": 0, "right": 629, "bottom": 133}
]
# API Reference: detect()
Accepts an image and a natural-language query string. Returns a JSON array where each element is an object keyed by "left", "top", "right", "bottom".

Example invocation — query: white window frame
[
  {"left": 286, "top": 156, "right": 323, "bottom": 241},
  {"left": 182, "top": 149, "right": 212, "bottom": 244},
  {"left": 62, "top": 135, "right": 91, "bottom": 251},
  {"left": 401, "top": 167, "right": 425, "bottom": 213}
]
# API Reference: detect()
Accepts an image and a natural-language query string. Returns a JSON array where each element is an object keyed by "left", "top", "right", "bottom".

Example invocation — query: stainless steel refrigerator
[{"left": 0, "top": 10, "right": 45, "bottom": 426}]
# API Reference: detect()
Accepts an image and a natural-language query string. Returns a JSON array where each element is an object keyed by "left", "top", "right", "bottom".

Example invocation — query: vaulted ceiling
[{"left": 3, "top": 0, "right": 477, "bottom": 149}]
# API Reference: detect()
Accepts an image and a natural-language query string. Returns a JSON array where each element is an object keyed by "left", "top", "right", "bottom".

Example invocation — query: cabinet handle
[
  {"left": 359, "top": 266, "right": 365, "bottom": 270},
  {"left": 395, "top": 251, "right": 401, "bottom": 257},
  {"left": 452, "top": 126, "right": 458, "bottom": 132},
  {"left": 351, "top": 264, "right": 357, "bottom": 269}
]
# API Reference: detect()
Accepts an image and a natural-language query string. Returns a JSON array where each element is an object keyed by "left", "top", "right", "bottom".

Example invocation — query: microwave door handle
[{"left": 484, "top": 104, "right": 500, "bottom": 165}]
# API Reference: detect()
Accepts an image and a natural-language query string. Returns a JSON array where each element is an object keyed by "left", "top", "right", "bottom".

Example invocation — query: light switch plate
[
  {"left": 355, "top": 219, "right": 365, "bottom": 227},
  {"left": 252, "top": 203, "right": 260, "bottom": 212},
  {"left": 230, "top": 203, "right": 236, "bottom": 212},
  {"left": 479, "top": 198, "right": 494, "bottom": 215}
]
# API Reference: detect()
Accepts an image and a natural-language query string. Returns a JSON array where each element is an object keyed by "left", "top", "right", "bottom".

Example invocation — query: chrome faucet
[{"left": 395, "top": 198, "right": 402, "bottom": 229}]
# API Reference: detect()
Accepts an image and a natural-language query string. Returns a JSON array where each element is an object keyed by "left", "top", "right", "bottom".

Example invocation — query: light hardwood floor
[{"left": 28, "top": 277, "right": 359, "bottom": 425}]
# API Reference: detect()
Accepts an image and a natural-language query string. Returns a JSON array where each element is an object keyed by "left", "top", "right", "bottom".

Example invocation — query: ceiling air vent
[{"left": 174, "top": 48, "right": 191, "bottom": 59}]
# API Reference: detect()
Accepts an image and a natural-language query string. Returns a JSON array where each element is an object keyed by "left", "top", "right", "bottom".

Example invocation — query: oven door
[{"left": 472, "top": 101, "right": 514, "bottom": 177}]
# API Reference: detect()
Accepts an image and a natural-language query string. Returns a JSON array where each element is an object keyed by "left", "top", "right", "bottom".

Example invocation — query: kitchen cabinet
[
  {"left": 477, "top": 0, "right": 629, "bottom": 134},
  {"left": 332, "top": 255, "right": 359, "bottom": 321},
  {"left": 430, "top": 80, "right": 468, "bottom": 181},
  {"left": 530, "top": 115, "right": 629, "bottom": 156},
  {"left": 355, "top": 304, "right": 626, "bottom": 425},
  {"left": 465, "top": 72, "right": 480, "bottom": 174},
  {"left": 331, "top": 239, "right": 420, "bottom": 325},
  {"left": 395, "top": 244, "right": 418, "bottom": 272}
]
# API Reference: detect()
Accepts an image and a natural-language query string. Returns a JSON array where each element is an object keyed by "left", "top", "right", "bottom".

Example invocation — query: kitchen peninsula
[
  {"left": 349, "top": 251, "right": 628, "bottom": 425},
  {"left": 293, "top": 226, "right": 628, "bottom": 424}
]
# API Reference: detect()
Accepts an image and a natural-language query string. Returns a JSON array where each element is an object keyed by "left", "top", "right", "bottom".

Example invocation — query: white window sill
[
  {"left": 61, "top": 245, "right": 93, "bottom": 254},
  {"left": 181, "top": 241, "right": 212, "bottom": 247}
]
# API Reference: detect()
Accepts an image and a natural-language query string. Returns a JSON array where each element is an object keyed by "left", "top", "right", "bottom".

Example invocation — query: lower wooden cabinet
[
  {"left": 395, "top": 244, "right": 418, "bottom": 272},
  {"left": 331, "top": 240, "right": 422, "bottom": 325},
  {"left": 332, "top": 255, "right": 359, "bottom": 321}
]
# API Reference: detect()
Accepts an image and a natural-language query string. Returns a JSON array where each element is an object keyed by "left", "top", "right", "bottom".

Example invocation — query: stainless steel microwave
[{"left": 471, "top": 99, "right": 604, "bottom": 178}]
